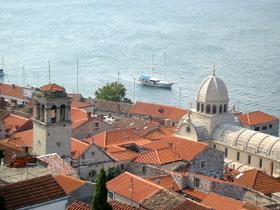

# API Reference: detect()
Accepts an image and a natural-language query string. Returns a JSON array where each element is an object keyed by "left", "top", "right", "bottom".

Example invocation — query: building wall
[
  {"left": 107, "top": 192, "right": 140, "bottom": 208},
  {"left": 33, "top": 121, "right": 71, "bottom": 157},
  {"left": 68, "top": 182, "right": 96, "bottom": 205},
  {"left": 72, "top": 118, "right": 114, "bottom": 140},
  {"left": 20, "top": 197, "right": 68, "bottom": 210},
  {"left": 211, "top": 142, "right": 280, "bottom": 177},
  {"left": 188, "top": 147, "right": 224, "bottom": 179},
  {"left": 248, "top": 120, "right": 279, "bottom": 137}
]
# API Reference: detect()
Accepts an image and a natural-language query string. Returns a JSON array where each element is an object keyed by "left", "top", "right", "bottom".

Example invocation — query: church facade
[{"left": 177, "top": 71, "right": 280, "bottom": 177}]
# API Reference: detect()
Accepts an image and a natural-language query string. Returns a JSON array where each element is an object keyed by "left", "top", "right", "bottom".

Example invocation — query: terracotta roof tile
[
  {"left": 3, "top": 129, "right": 33, "bottom": 147},
  {"left": 0, "top": 83, "right": 24, "bottom": 99},
  {"left": 174, "top": 199, "right": 213, "bottom": 210},
  {"left": 0, "top": 141, "right": 26, "bottom": 165},
  {"left": 182, "top": 188, "right": 208, "bottom": 201},
  {"left": 148, "top": 175, "right": 180, "bottom": 192},
  {"left": 67, "top": 201, "right": 91, "bottom": 210},
  {"left": 134, "top": 147, "right": 181, "bottom": 165},
  {"left": 37, "top": 153, "right": 76, "bottom": 175},
  {"left": 40, "top": 83, "right": 65, "bottom": 92},
  {"left": 1, "top": 113, "right": 32, "bottom": 134},
  {"left": 71, "top": 107, "right": 89, "bottom": 129},
  {"left": 0, "top": 175, "right": 67, "bottom": 210},
  {"left": 130, "top": 101, "right": 188, "bottom": 122},
  {"left": 106, "top": 145, "right": 139, "bottom": 161},
  {"left": 239, "top": 111, "right": 278, "bottom": 126},
  {"left": 107, "top": 172, "right": 162, "bottom": 203},
  {"left": 201, "top": 192, "right": 244, "bottom": 210},
  {"left": 93, "top": 128, "right": 151, "bottom": 148},
  {"left": 71, "top": 138, "right": 90, "bottom": 160},
  {"left": 54, "top": 175, "right": 86, "bottom": 194},
  {"left": 141, "top": 136, "right": 207, "bottom": 161},
  {"left": 234, "top": 169, "right": 280, "bottom": 194},
  {"left": 110, "top": 201, "right": 144, "bottom": 210}
]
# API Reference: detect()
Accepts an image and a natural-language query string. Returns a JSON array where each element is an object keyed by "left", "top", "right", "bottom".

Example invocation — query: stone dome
[{"left": 197, "top": 73, "right": 229, "bottom": 104}]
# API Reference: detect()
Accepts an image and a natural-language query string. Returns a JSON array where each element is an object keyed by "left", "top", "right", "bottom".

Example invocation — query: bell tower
[{"left": 32, "top": 83, "right": 72, "bottom": 158}]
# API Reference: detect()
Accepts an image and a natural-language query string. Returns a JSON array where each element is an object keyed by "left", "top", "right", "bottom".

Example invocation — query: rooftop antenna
[
  {"left": 22, "top": 66, "right": 25, "bottom": 87},
  {"left": 76, "top": 59, "right": 79, "bottom": 93},
  {"left": 48, "top": 61, "right": 51, "bottom": 83},
  {"left": 151, "top": 53, "right": 154, "bottom": 76},
  {"left": 164, "top": 52, "right": 167, "bottom": 80}
]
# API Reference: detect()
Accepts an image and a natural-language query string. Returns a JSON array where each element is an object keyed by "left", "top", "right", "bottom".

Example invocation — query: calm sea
[{"left": 0, "top": 0, "right": 279, "bottom": 118}]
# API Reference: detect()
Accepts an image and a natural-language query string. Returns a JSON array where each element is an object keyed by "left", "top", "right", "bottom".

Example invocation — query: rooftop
[
  {"left": 106, "top": 145, "right": 139, "bottom": 161},
  {"left": 54, "top": 174, "right": 86, "bottom": 194},
  {"left": 40, "top": 83, "right": 65, "bottom": 92},
  {"left": 1, "top": 113, "right": 32, "bottom": 135},
  {"left": 239, "top": 111, "right": 278, "bottom": 126},
  {"left": 107, "top": 171, "right": 162, "bottom": 203},
  {"left": 174, "top": 199, "right": 213, "bottom": 210},
  {"left": 130, "top": 101, "right": 188, "bottom": 122},
  {"left": 0, "top": 83, "right": 25, "bottom": 99},
  {"left": 66, "top": 201, "right": 91, "bottom": 210},
  {"left": 0, "top": 175, "right": 67, "bottom": 210}
]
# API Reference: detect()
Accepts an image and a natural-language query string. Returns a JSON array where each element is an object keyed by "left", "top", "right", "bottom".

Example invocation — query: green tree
[
  {"left": 0, "top": 196, "right": 6, "bottom": 210},
  {"left": 95, "top": 82, "right": 132, "bottom": 103},
  {"left": 106, "top": 167, "right": 121, "bottom": 181},
  {"left": 92, "top": 168, "right": 112, "bottom": 210}
]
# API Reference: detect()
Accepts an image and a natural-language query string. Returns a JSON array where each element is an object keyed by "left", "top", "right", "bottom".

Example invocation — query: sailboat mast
[
  {"left": 150, "top": 54, "right": 154, "bottom": 76},
  {"left": 76, "top": 59, "right": 79, "bottom": 93},
  {"left": 164, "top": 52, "right": 167, "bottom": 80}
]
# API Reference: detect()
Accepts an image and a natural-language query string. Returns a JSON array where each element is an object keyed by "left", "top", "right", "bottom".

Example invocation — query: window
[
  {"left": 213, "top": 105, "right": 217, "bottom": 114},
  {"left": 201, "top": 104, "right": 204, "bottom": 112},
  {"left": 237, "top": 152, "right": 240, "bottom": 161},
  {"left": 108, "top": 191, "right": 114, "bottom": 199},
  {"left": 186, "top": 126, "right": 191, "bottom": 132},
  {"left": 255, "top": 127, "right": 260, "bottom": 131},
  {"left": 120, "top": 164, "right": 125, "bottom": 171},
  {"left": 197, "top": 102, "right": 200, "bottom": 112},
  {"left": 94, "top": 122, "right": 100, "bottom": 128},
  {"left": 194, "top": 177, "right": 200, "bottom": 187},
  {"left": 259, "top": 159, "right": 263, "bottom": 168},
  {"left": 142, "top": 166, "right": 146, "bottom": 174},
  {"left": 56, "top": 142, "right": 61, "bottom": 147},
  {"left": 219, "top": 105, "right": 223, "bottom": 113},
  {"left": 262, "top": 126, "right": 267, "bottom": 130},
  {"left": 213, "top": 144, "right": 216, "bottom": 149},
  {"left": 248, "top": 155, "right": 251, "bottom": 164},
  {"left": 224, "top": 104, "right": 227, "bottom": 112},
  {"left": 225, "top": 148, "right": 228, "bottom": 158},
  {"left": 91, "top": 151, "right": 95, "bottom": 156},
  {"left": 200, "top": 161, "right": 206, "bottom": 168},
  {"left": 269, "top": 124, "right": 273, "bottom": 129},
  {"left": 206, "top": 104, "right": 211, "bottom": 114}
]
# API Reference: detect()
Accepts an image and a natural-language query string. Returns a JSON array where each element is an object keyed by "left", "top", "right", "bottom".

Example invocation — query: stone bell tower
[{"left": 32, "top": 83, "right": 72, "bottom": 158}]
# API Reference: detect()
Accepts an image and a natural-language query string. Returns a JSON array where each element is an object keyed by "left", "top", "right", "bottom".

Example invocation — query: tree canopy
[
  {"left": 92, "top": 168, "right": 112, "bottom": 210},
  {"left": 95, "top": 82, "right": 132, "bottom": 103}
]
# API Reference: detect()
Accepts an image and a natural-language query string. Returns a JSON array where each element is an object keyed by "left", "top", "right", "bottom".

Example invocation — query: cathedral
[{"left": 177, "top": 71, "right": 280, "bottom": 177}]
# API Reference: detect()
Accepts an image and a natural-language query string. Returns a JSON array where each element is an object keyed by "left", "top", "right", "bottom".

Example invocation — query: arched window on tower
[
  {"left": 41, "top": 105, "right": 45, "bottom": 123},
  {"left": 36, "top": 103, "right": 41, "bottom": 120},
  {"left": 224, "top": 104, "right": 227, "bottom": 112},
  {"left": 219, "top": 105, "right": 223, "bottom": 113},
  {"left": 206, "top": 104, "right": 211, "bottom": 114},
  {"left": 213, "top": 105, "right": 217, "bottom": 114},
  {"left": 60, "top": 105, "right": 66, "bottom": 122},
  {"left": 201, "top": 104, "right": 204, "bottom": 113},
  {"left": 197, "top": 102, "right": 200, "bottom": 112},
  {"left": 50, "top": 105, "right": 57, "bottom": 123}
]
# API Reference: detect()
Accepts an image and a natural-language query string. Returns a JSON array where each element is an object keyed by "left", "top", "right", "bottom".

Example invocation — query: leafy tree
[
  {"left": 106, "top": 167, "right": 121, "bottom": 181},
  {"left": 0, "top": 196, "right": 6, "bottom": 210},
  {"left": 92, "top": 168, "right": 112, "bottom": 210},
  {"left": 95, "top": 82, "right": 132, "bottom": 103}
]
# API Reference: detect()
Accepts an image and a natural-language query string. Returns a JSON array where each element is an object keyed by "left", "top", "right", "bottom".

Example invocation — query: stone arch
[
  {"left": 197, "top": 102, "right": 200, "bottom": 112},
  {"left": 50, "top": 105, "right": 57, "bottom": 123},
  {"left": 41, "top": 105, "right": 45, "bottom": 122},
  {"left": 213, "top": 105, "right": 217, "bottom": 114},
  {"left": 224, "top": 104, "right": 227, "bottom": 112},
  {"left": 201, "top": 103, "right": 204, "bottom": 113},
  {"left": 219, "top": 104, "right": 223, "bottom": 113},
  {"left": 206, "top": 104, "right": 211, "bottom": 114},
  {"left": 60, "top": 104, "right": 66, "bottom": 122}
]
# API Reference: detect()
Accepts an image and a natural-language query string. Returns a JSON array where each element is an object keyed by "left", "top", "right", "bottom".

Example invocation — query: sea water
[{"left": 0, "top": 0, "right": 279, "bottom": 118}]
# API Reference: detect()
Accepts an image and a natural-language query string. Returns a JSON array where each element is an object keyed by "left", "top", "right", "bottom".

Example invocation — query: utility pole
[
  {"left": 22, "top": 66, "right": 25, "bottom": 87},
  {"left": 76, "top": 59, "right": 79, "bottom": 93},
  {"left": 48, "top": 61, "right": 51, "bottom": 83}
]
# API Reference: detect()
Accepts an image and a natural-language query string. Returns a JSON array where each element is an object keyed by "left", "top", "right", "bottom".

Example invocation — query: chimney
[{"left": 87, "top": 112, "right": 92, "bottom": 120}]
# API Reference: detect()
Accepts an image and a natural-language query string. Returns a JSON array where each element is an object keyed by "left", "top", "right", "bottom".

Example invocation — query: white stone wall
[
  {"left": 19, "top": 197, "right": 68, "bottom": 210},
  {"left": 248, "top": 120, "right": 279, "bottom": 137}
]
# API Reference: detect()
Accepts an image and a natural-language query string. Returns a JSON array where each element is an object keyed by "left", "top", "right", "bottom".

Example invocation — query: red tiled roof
[
  {"left": 66, "top": 201, "right": 91, "bottom": 210},
  {"left": 2, "top": 113, "right": 32, "bottom": 134},
  {"left": 4, "top": 129, "right": 33, "bottom": 147},
  {"left": 37, "top": 153, "right": 76, "bottom": 175},
  {"left": 174, "top": 199, "right": 213, "bottom": 210},
  {"left": 107, "top": 172, "right": 162, "bottom": 203},
  {"left": 110, "top": 201, "right": 144, "bottom": 210},
  {"left": 70, "top": 94, "right": 93, "bottom": 109},
  {"left": 134, "top": 147, "right": 181, "bottom": 165},
  {"left": 234, "top": 169, "right": 280, "bottom": 195},
  {"left": 71, "top": 138, "right": 90, "bottom": 160},
  {"left": 141, "top": 136, "right": 207, "bottom": 161},
  {"left": 201, "top": 192, "right": 244, "bottom": 210},
  {"left": 239, "top": 111, "right": 278, "bottom": 126},
  {"left": 148, "top": 175, "right": 180, "bottom": 192},
  {"left": 106, "top": 145, "right": 139, "bottom": 161},
  {"left": 54, "top": 175, "right": 86, "bottom": 194},
  {"left": 0, "top": 83, "right": 24, "bottom": 99},
  {"left": 93, "top": 128, "right": 151, "bottom": 148},
  {"left": 130, "top": 101, "right": 188, "bottom": 122},
  {"left": 71, "top": 107, "right": 89, "bottom": 129},
  {"left": 144, "top": 126, "right": 176, "bottom": 141},
  {"left": 182, "top": 188, "right": 208, "bottom": 201},
  {"left": 0, "top": 175, "right": 67, "bottom": 210},
  {"left": 0, "top": 141, "right": 27, "bottom": 165},
  {"left": 40, "top": 83, "right": 65, "bottom": 92}
]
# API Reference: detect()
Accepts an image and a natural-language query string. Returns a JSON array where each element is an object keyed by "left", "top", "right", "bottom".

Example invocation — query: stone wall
[{"left": 94, "top": 99, "right": 133, "bottom": 114}]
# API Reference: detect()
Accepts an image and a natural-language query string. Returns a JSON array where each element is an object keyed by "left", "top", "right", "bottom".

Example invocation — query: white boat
[
  {"left": 139, "top": 75, "right": 174, "bottom": 89},
  {"left": 139, "top": 53, "right": 174, "bottom": 89}
]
